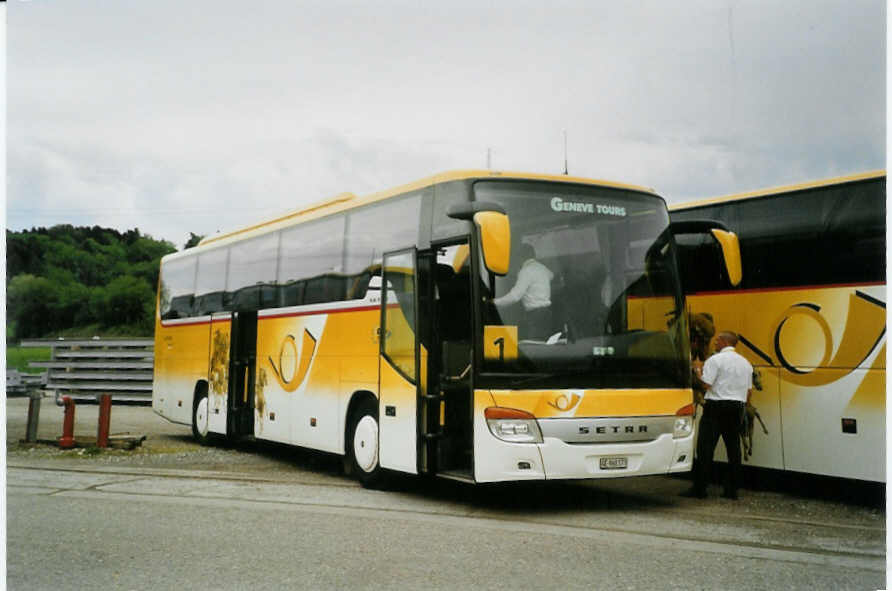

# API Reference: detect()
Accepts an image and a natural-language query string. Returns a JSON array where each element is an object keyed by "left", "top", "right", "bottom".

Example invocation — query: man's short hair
[
  {"left": 516, "top": 242, "right": 535, "bottom": 262},
  {"left": 719, "top": 331, "right": 739, "bottom": 346}
]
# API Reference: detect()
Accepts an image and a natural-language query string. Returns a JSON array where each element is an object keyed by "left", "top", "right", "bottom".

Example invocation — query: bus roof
[
  {"left": 192, "top": 169, "right": 657, "bottom": 250},
  {"left": 669, "top": 170, "right": 885, "bottom": 212}
]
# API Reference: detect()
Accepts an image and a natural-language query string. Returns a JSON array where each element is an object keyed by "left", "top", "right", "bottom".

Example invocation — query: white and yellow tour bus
[
  {"left": 670, "top": 171, "right": 885, "bottom": 483},
  {"left": 152, "top": 170, "right": 741, "bottom": 486}
]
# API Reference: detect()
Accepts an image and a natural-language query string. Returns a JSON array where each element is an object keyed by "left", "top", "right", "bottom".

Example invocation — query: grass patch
[{"left": 6, "top": 346, "right": 51, "bottom": 374}]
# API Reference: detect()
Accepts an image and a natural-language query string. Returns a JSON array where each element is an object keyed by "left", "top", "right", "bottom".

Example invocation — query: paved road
[{"left": 5, "top": 397, "right": 887, "bottom": 590}]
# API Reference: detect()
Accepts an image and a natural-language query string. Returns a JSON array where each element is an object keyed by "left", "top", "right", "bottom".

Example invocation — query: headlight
[
  {"left": 673, "top": 416, "right": 693, "bottom": 439},
  {"left": 672, "top": 404, "right": 695, "bottom": 439},
  {"left": 674, "top": 403, "right": 694, "bottom": 439},
  {"left": 485, "top": 407, "right": 543, "bottom": 443}
]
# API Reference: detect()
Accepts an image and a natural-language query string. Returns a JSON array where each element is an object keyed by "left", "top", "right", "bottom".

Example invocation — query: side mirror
[
  {"left": 447, "top": 202, "right": 511, "bottom": 276},
  {"left": 709, "top": 228, "right": 742, "bottom": 287},
  {"left": 473, "top": 211, "right": 511, "bottom": 275},
  {"left": 669, "top": 219, "right": 743, "bottom": 287}
]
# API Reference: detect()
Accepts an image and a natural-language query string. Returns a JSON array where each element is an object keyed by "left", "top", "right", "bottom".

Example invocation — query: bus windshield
[{"left": 475, "top": 181, "right": 689, "bottom": 389}]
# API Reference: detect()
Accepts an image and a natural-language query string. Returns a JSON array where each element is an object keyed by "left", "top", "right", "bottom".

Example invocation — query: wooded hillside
[{"left": 6, "top": 225, "right": 177, "bottom": 339}]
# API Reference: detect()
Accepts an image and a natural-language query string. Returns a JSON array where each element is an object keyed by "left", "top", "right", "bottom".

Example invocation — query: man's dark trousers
[{"left": 693, "top": 400, "right": 744, "bottom": 496}]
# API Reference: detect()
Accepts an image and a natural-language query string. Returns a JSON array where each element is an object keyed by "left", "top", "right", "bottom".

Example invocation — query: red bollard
[
  {"left": 58, "top": 396, "right": 76, "bottom": 449},
  {"left": 97, "top": 394, "right": 112, "bottom": 448}
]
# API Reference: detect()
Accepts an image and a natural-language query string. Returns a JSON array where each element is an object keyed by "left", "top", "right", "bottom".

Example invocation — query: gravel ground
[{"left": 5, "top": 394, "right": 349, "bottom": 484}]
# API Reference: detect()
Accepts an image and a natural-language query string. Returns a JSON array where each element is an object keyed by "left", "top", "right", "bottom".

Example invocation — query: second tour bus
[
  {"left": 670, "top": 171, "right": 885, "bottom": 482},
  {"left": 152, "top": 170, "right": 740, "bottom": 486}
]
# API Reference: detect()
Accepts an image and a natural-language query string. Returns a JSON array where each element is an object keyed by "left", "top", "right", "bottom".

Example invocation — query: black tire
[
  {"left": 191, "top": 387, "right": 213, "bottom": 446},
  {"left": 346, "top": 399, "right": 385, "bottom": 488}
]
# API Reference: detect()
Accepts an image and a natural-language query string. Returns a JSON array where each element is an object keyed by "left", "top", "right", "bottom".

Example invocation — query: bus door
[
  {"left": 428, "top": 241, "right": 474, "bottom": 478},
  {"left": 228, "top": 310, "right": 257, "bottom": 439},
  {"left": 379, "top": 249, "right": 420, "bottom": 474},
  {"left": 207, "top": 313, "right": 233, "bottom": 435}
]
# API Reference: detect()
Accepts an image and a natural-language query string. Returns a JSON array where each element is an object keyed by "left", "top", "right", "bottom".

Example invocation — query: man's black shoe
[
  {"left": 721, "top": 490, "right": 739, "bottom": 500},
  {"left": 680, "top": 487, "right": 707, "bottom": 499}
]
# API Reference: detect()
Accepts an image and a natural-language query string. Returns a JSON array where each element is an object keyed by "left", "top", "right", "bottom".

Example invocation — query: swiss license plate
[{"left": 599, "top": 456, "right": 628, "bottom": 470}]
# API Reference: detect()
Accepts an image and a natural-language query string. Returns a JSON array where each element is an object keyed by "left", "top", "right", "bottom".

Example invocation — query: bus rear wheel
[
  {"left": 347, "top": 399, "right": 384, "bottom": 488},
  {"left": 192, "top": 390, "right": 212, "bottom": 446}
]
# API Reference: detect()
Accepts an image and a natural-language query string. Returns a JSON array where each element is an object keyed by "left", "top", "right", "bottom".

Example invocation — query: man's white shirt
[
  {"left": 701, "top": 346, "right": 753, "bottom": 402},
  {"left": 493, "top": 259, "right": 553, "bottom": 311}
]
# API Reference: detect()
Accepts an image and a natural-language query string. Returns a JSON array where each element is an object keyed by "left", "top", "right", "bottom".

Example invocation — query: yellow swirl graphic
[{"left": 771, "top": 292, "right": 885, "bottom": 386}]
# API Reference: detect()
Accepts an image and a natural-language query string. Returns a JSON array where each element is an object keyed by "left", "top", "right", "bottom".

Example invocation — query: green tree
[
  {"left": 7, "top": 274, "right": 58, "bottom": 338},
  {"left": 128, "top": 236, "right": 175, "bottom": 262},
  {"left": 7, "top": 225, "right": 175, "bottom": 336},
  {"left": 98, "top": 276, "right": 155, "bottom": 330}
]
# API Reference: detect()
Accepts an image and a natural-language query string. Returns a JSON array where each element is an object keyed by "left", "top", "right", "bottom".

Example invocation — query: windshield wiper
[
  {"left": 508, "top": 368, "right": 601, "bottom": 388},
  {"left": 509, "top": 373, "right": 559, "bottom": 388}
]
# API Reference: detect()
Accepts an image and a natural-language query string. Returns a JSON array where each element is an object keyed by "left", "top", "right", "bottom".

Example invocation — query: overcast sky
[{"left": 7, "top": 0, "right": 886, "bottom": 248}]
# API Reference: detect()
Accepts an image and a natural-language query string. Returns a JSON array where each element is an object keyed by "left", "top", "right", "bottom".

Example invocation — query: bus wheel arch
[
  {"left": 345, "top": 391, "right": 384, "bottom": 487},
  {"left": 191, "top": 380, "right": 212, "bottom": 446}
]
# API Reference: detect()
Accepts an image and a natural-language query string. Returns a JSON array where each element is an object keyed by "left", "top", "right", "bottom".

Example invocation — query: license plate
[{"left": 599, "top": 456, "right": 628, "bottom": 470}]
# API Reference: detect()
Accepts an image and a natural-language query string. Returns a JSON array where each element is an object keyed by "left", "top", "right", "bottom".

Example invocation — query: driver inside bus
[{"left": 493, "top": 243, "right": 554, "bottom": 340}]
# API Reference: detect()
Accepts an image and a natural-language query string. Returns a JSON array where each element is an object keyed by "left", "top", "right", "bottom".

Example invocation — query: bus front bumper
[
  {"left": 537, "top": 433, "right": 693, "bottom": 480},
  {"left": 474, "top": 432, "right": 694, "bottom": 483}
]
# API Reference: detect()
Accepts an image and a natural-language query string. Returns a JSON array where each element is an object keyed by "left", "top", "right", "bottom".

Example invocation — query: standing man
[{"left": 683, "top": 331, "right": 753, "bottom": 500}]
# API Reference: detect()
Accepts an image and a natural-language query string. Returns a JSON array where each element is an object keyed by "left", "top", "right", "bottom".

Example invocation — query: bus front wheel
[{"left": 347, "top": 399, "right": 384, "bottom": 488}]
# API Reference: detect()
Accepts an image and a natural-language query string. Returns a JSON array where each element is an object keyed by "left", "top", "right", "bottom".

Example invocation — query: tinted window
[
  {"left": 673, "top": 233, "right": 726, "bottom": 293},
  {"left": 830, "top": 179, "right": 886, "bottom": 282},
  {"left": 278, "top": 216, "right": 346, "bottom": 306},
  {"left": 227, "top": 232, "right": 279, "bottom": 310},
  {"left": 432, "top": 181, "right": 470, "bottom": 241},
  {"left": 159, "top": 256, "right": 197, "bottom": 319},
  {"left": 672, "top": 177, "right": 886, "bottom": 290},
  {"left": 738, "top": 179, "right": 885, "bottom": 288},
  {"left": 670, "top": 203, "right": 734, "bottom": 293},
  {"left": 345, "top": 195, "right": 421, "bottom": 299},
  {"left": 195, "top": 248, "right": 229, "bottom": 315}
]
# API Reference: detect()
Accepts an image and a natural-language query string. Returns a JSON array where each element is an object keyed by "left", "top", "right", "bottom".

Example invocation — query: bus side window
[
  {"left": 279, "top": 216, "right": 346, "bottom": 305},
  {"left": 829, "top": 179, "right": 886, "bottom": 283},
  {"left": 195, "top": 248, "right": 228, "bottom": 315},
  {"left": 304, "top": 274, "right": 349, "bottom": 305},
  {"left": 159, "top": 256, "right": 197, "bottom": 319},
  {"left": 226, "top": 232, "right": 279, "bottom": 312},
  {"left": 345, "top": 195, "right": 422, "bottom": 299},
  {"left": 165, "top": 294, "right": 194, "bottom": 319},
  {"left": 196, "top": 291, "right": 225, "bottom": 316},
  {"left": 260, "top": 284, "right": 278, "bottom": 309},
  {"left": 347, "top": 268, "right": 374, "bottom": 300},
  {"left": 281, "top": 281, "right": 305, "bottom": 307},
  {"left": 431, "top": 182, "right": 468, "bottom": 242}
]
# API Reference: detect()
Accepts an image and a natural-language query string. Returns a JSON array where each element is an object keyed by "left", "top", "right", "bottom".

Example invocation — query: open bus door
[
  {"left": 379, "top": 249, "right": 420, "bottom": 474},
  {"left": 379, "top": 243, "right": 475, "bottom": 480},
  {"left": 427, "top": 241, "right": 475, "bottom": 479},
  {"left": 227, "top": 310, "right": 257, "bottom": 439}
]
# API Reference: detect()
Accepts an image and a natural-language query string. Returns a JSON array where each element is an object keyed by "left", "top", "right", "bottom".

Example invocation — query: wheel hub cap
[
  {"left": 353, "top": 415, "right": 379, "bottom": 473},
  {"left": 195, "top": 397, "right": 209, "bottom": 437}
]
